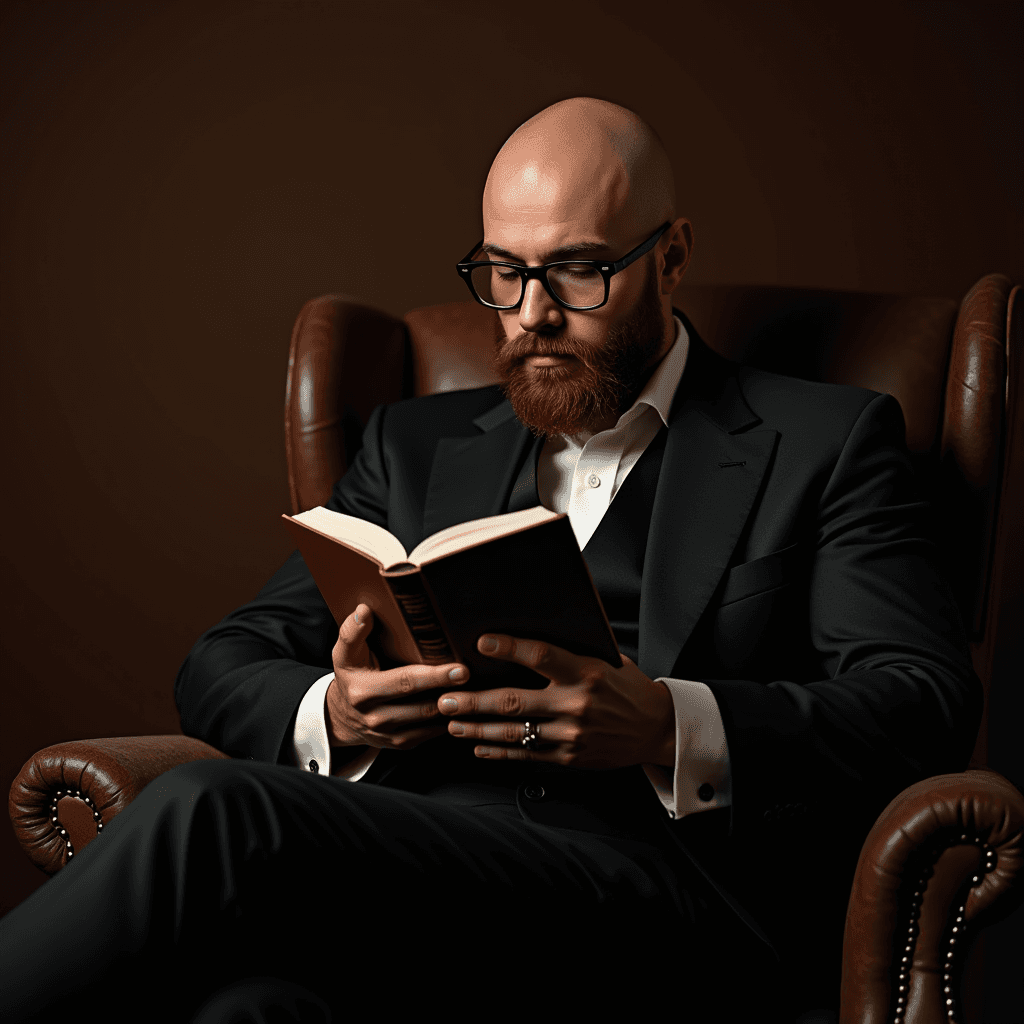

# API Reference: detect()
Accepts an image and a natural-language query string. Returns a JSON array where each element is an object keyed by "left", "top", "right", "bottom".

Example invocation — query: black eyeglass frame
[{"left": 456, "top": 221, "right": 672, "bottom": 311}]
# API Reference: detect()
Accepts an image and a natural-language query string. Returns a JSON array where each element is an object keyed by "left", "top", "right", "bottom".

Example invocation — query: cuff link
[
  {"left": 308, "top": 759, "right": 319, "bottom": 774},
  {"left": 697, "top": 782, "right": 715, "bottom": 802}
]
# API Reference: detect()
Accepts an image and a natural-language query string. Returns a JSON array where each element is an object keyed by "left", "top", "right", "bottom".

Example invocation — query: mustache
[{"left": 496, "top": 332, "right": 602, "bottom": 364}]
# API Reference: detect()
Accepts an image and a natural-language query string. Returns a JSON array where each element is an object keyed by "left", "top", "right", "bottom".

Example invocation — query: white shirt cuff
[
  {"left": 641, "top": 678, "right": 733, "bottom": 820},
  {"left": 292, "top": 672, "right": 381, "bottom": 781}
]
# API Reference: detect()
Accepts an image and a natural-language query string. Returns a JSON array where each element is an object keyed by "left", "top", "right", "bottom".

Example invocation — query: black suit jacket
[{"left": 176, "top": 318, "right": 981, "bottom": 986}]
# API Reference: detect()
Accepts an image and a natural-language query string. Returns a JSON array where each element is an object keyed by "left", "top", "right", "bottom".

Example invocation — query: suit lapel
[
  {"left": 638, "top": 325, "right": 779, "bottom": 681},
  {"left": 421, "top": 400, "right": 535, "bottom": 540}
]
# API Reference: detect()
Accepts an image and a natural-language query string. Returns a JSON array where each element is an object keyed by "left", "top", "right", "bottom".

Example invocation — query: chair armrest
[
  {"left": 8, "top": 735, "right": 231, "bottom": 876},
  {"left": 839, "top": 768, "right": 1024, "bottom": 1024}
]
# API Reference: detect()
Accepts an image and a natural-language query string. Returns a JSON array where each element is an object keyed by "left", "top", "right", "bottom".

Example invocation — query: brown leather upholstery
[
  {"left": 284, "top": 297, "right": 409, "bottom": 515},
  {"left": 8, "top": 736, "right": 229, "bottom": 875},
  {"left": 404, "top": 300, "right": 503, "bottom": 397},
  {"left": 10, "top": 277, "right": 1023, "bottom": 1023},
  {"left": 840, "top": 769, "right": 1024, "bottom": 1024}
]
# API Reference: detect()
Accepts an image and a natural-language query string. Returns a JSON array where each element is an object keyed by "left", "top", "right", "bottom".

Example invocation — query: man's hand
[
  {"left": 325, "top": 604, "right": 470, "bottom": 750},
  {"left": 435, "top": 634, "right": 676, "bottom": 770}
]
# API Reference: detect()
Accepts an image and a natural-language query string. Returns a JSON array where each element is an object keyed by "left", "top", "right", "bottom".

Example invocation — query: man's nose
[{"left": 518, "top": 277, "right": 563, "bottom": 333}]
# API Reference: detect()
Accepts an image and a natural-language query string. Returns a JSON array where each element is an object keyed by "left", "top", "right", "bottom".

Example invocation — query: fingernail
[
  {"left": 354, "top": 611, "right": 361, "bottom": 624},
  {"left": 448, "top": 667, "right": 466, "bottom": 681},
  {"left": 440, "top": 698, "right": 458, "bottom": 712},
  {"left": 479, "top": 636, "right": 498, "bottom": 652}
]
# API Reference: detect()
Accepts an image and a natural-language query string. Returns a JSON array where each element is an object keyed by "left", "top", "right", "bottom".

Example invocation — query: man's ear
[{"left": 660, "top": 217, "right": 693, "bottom": 294}]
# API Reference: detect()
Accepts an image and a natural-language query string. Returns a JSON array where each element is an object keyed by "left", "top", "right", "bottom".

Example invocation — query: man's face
[
  {"left": 493, "top": 250, "right": 667, "bottom": 437},
  {"left": 482, "top": 135, "right": 684, "bottom": 437}
]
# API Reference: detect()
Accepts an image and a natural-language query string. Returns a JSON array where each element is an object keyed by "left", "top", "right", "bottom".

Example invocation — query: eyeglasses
[{"left": 456, "top": 222, "right": 671, "bottom": 312}]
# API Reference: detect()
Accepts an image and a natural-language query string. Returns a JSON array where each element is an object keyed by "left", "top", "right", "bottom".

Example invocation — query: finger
[
  {"left": 476, "top": 634, "right": 578, "bottom": 682},
  {"left": 334, "top": 605, "right": 374, "bottom": 668},
  {"left": 471, "top": 744, "right": 549, "bottom": 761},
  {"left": 341, "top": 604, "right": 373, "bottom": 642},
  {"left": 446, "top": 717, "right": 564, "bottom": 746},
  {"left": 365, "top": 696, "right": 458, "bottom": 733},
  {"left": 436, "top": 683, "right": 555, "bottom": 720},
  {"left": 352, "top": 661, "right": 471, "bottom": 709}
]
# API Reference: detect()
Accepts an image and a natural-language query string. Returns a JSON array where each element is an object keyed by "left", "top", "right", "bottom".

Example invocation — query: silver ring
[{"left": 522, "top": 721, "right": 540, "bottom": 750}]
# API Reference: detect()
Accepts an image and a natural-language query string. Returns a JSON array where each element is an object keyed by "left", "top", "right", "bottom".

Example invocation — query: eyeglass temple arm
[
  {"left": 459, "top": 241, "right": 486, "bottom": 264},
  {"left": 608, "top": 222, "right": 672, "bottom": 274}
]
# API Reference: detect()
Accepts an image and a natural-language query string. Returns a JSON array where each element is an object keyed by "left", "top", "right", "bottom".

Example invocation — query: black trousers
[{"left": 0, "top": 758, "right": 778, "bottom": 1021}]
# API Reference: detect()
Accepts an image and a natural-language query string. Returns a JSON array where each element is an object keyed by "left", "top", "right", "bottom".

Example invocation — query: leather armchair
[{"left": 9, "top": 276, "right": 1024, "bottom": 1023}]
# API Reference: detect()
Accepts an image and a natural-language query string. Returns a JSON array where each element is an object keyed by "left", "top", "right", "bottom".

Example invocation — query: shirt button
[
  {"left": 587, "top": 473, "right": 601, "bottom": 488},
  {"left": 697, "top": 783, "right": 715, "bottom": 802}
]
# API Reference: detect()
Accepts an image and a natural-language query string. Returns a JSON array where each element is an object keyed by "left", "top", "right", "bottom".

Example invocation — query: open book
[{"left": 282, "top": 505, "right": 621, "bottom": 689}]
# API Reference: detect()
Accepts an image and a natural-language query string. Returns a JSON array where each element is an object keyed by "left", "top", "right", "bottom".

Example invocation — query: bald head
[
  {"left": 483, "top": 98, "right": 675, "bottom": 245},
  {"left": 478, "top": 99, "right": 692, "bottom": 437}
]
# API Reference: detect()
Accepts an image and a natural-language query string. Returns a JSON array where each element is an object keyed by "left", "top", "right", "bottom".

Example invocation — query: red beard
[{"left": 495, "top": 262, "right": 667, "bottom": 437}]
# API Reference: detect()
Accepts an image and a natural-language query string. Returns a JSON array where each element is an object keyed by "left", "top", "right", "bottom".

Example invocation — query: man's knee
[
  {"left": 149, "top": 755, "right": 270, "bottom": 796},
  {"left": 114, "top": 758, "right": 305, "bottom": 869},
  {"left": 135, "top": 757, "right": 301, "bottom": 823}
]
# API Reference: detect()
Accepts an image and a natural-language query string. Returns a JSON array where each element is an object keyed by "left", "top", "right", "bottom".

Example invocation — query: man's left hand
[{"left": 436, "top": 634, "right": 676, "bottom": 770}]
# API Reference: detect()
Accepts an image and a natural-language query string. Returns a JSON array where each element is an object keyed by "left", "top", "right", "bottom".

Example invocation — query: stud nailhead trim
[
  {"left": 891, "top": 833, "right": 997, "bottom": 1024},
  {"left": 48, "top": 787, "right": 103, "bottom": 863}
]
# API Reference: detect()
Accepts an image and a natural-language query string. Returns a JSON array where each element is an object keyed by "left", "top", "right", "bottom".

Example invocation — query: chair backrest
[{"left": 284, "top": 276, "right": 1021, "bottom": 765}]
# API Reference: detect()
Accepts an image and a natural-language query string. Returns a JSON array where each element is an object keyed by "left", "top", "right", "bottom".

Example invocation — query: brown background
[{"left": 2, "top": 0, "right": 1022, "bottom": 1011}]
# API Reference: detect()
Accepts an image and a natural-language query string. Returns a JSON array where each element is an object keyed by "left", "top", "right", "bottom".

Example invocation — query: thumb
[{"left": 336, "top": 604, "right": 375, "bottom": 669}]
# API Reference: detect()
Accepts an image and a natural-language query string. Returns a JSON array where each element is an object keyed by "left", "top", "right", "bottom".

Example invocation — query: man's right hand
[{"left": 325, "top": 603, "right": 469, "bottom": 750}]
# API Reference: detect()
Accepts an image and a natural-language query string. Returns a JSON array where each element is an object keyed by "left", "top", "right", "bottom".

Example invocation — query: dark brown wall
[{"left": 2, "top": 0, "right": 1021, "bottom": 977}]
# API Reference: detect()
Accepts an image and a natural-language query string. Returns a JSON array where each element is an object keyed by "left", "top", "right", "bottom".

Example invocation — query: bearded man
[{"left": 0, "top": 98, "right": 979, "bottom": 1024}]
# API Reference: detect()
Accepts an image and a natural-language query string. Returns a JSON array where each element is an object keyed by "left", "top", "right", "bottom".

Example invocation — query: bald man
[{"left": 0, "top": 99, "right": 978, "bottom": 1024}]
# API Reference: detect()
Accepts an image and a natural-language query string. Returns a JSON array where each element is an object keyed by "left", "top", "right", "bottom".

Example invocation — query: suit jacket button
[
  {"left": 697, "top": 783, "right": 715, "bottom": 802},
  {"left": 524, "top": 784, "right": 546, "bottom": 801}
]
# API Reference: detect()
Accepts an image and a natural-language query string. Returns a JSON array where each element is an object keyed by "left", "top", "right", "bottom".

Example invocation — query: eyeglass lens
[{"left": 469, "top": 262, "right": 605, "bottom": 309}]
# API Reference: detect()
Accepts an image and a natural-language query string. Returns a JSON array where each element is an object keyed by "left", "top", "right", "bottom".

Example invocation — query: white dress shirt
[{"left": 292, "top": 316, "right": 733, "bottom": 821}]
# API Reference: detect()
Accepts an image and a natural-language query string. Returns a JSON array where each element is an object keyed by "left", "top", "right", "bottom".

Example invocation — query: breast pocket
[
  {"left": 713, "top": 544, "right": 806, "bottom": 675},
  {"left": 718, "top": 543, "right": 801, "bottom": 607}
]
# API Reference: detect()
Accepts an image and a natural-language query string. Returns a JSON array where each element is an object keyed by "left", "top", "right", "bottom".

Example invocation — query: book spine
[{"left": 385, "top": 572, "right": 454, "bottom": 664}]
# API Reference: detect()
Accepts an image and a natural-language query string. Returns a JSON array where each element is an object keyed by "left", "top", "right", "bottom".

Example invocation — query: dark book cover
[{"left": 415, "top": 515, "right": 621, "bottom": 689}]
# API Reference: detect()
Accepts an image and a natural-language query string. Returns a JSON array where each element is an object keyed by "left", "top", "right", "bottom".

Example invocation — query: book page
[
  {"left": 409, "top": 505, "right": 562, "bottom": 565},
  {"left": 291, "top": 508, "right": 408, "bottom": 568}
]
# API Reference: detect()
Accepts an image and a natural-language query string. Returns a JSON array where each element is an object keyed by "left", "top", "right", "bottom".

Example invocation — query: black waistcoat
[{"left": 576, "top": 426, "right": 668, "bottom": 665}]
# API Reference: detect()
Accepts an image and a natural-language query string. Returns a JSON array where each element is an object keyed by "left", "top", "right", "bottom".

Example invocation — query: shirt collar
[{"left": 626, "top": 314, "right": 689, "bottom": 429}]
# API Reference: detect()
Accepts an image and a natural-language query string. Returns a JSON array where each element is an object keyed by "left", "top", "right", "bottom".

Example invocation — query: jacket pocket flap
[{"left": 719, "top": 543, "right": 801, "bottom": 607}]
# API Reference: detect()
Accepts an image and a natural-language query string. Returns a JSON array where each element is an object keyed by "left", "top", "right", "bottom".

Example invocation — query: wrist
[{"left": 323, "top": 679, "right": 362, "bottom": 748}]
